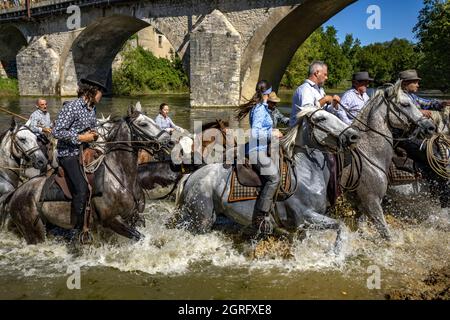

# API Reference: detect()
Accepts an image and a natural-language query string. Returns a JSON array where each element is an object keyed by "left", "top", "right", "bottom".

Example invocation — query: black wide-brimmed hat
[
  {"left": 79, "top": 73, "right": 108, "bottom": 92},
  {"left": 399, "top": 69, "right": 421, "bottom": 81},
  {"left": 350, "top": 71, "right": 374, "bottom": 82}
]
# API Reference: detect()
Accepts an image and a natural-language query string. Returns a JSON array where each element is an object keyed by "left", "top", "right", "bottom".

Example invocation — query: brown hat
[
  {"left": 267, "top": 91, "right": 280, "bottom": 103},
  {"left": 399, "top": 69, "right": 421, "bottom": 81}
]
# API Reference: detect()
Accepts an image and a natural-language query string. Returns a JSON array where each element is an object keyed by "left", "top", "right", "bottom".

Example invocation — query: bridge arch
[
  {"left": 0, "top": 24, "right": 27, "bottom": 78},
  {"left": 240, "top": 0, "right": 356, "bottom": 101},
  {"left": 60, "top": 14, "right": 180, "bottom": 95}
]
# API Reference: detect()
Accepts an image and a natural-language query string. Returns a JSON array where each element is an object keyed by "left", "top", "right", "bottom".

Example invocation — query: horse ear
[
  {"left": 135, "top": 101, "right": 142, "bottom": 113},
  {"left": 9, "top": 117, "right": 16, "bottom": 131},
  {"left": 127, "top": 105, "right": 135, "bottom": 117}
]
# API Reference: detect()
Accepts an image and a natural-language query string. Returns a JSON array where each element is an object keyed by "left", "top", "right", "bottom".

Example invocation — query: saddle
[
  {"left": 228, "top": 156, "right": 295, "bottom": 203},
  {"left": 41, "top": 148, "right": 105, "bottom": 202}
]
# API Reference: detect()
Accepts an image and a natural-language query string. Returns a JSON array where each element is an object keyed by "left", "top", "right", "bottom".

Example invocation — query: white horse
[{"left": 0, "top": 118, "right": 48, "bottom": 196}]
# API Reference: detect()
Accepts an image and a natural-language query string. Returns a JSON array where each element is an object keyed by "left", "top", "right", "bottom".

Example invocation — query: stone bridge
[{"left": 0, "top": 0, "right": 355, "bottom": 107}]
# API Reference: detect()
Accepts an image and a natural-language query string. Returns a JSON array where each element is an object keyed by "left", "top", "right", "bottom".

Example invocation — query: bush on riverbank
[
  {"left": 112, "top": 46, "right": 188, "bottom": 95},
  {"left": 0, "top": 78, "right": 19, "bottom": 96}
]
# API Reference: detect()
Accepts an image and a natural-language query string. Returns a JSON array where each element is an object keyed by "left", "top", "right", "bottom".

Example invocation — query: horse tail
[{"left": 175, "top": 174, "right": 191, "bottom": 208}]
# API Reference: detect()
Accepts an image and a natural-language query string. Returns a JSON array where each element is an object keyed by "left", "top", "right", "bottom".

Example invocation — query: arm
[
  {"left": 27, "top": 112, "right": 43, "bottom": 134},
  {"left": 333, "top": 92, "right": 353, "bottom": 125},
  {"left": 155, "top": 115, "right": 164, "bottom": 129},
  {"left": 412, "top": 94, "right": 442, "bottom": 111},
  {"left": 52, "top": 105, "right": 79, "bottom": 145}
]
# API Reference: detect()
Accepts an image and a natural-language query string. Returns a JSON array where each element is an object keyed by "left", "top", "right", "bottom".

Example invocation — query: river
[{"left": 0, "top": 93, "right": 448, "bottom": 299}]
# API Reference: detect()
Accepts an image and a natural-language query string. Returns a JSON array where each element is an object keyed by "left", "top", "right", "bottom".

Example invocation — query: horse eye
[
  {"left": 138, "top": 122, "right": 148, "bottom": 127},
  {"left": 19, "top": 138, "right": 27, "bottom": 142},
  {"left": 315, "top": 117, "right": 326, "bottom": 123}
]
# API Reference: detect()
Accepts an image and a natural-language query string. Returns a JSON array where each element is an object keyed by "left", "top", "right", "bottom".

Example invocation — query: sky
[{"left": 323, "top": 0, "right": 426, "bottom": 45}]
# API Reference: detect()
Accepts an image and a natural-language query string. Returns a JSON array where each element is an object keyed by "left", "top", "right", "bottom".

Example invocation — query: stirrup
[
  {"left": 78, "top": 230, "right": 93, "bottom": 245},
  {"left": 255, "top": 214, "right": 273, "bottom": 237}
]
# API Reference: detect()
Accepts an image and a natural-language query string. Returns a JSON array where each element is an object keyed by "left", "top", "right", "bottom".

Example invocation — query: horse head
[
  {"left": 9, "top": 118, "right": 48, "bottom": 170},
  {"left": 380, "top": 81, "right": 436, "bottom": 137},
  {"left": 282, "top": 107, "right": 360, "bottom": 156},
  {"left": 126, "top": 102, "right": 174, "bottom": 150}
]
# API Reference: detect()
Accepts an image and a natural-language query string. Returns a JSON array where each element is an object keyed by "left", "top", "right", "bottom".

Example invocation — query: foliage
[
  {"left": 0, "top": 78, "right": 19, "bottom": 96},
  {"left": 414, "top": 0, "right": 450, "bottom": 92},
  {"left": 112, "top": 46, "right": 188, "bottom": 95}
]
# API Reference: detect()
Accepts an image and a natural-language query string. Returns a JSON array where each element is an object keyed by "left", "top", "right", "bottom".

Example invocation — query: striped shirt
[{"left": 333, "top": 88, "right": 369, "bottom": 125}]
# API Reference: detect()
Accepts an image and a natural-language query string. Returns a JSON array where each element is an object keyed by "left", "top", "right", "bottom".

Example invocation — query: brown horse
[{"left": 137, "top": 120, "right": 229, "bottom": 196}]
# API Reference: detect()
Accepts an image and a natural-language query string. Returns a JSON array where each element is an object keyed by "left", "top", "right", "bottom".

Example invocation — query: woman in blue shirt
[{"left": 236, "top": 80, "right": 283, "bottom": 234}]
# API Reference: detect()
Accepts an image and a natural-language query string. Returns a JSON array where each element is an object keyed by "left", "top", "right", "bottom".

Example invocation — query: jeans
[
  {"left": 58, "top": 156, "right": 90, "bottom": 229},
  {"left": 250, "top": 150, "right": 280, "bottom": 213}
]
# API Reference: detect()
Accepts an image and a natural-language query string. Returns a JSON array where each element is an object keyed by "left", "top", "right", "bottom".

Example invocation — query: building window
[{"left": 158, "top": 35, "right": 163, "bottom": 48}]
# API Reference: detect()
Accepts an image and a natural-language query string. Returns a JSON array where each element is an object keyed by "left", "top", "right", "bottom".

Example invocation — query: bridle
[
  {"left": 305, "top": 109, "right": 350, "bottom": 153},
  {"left": 9, "top": 126, "right": 43, "bottom": 162}
]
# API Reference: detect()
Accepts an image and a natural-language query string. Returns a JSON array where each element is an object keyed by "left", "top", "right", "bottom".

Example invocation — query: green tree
[
  {"left": 318, "top": 26, "right": 352, "bottom": 88},
  {"left": 112, "top": 46, "right": 188, "bottom": 95},
  {"left": 414, "top": 0, "right": 450, "bottom": 92},
  {"left": 354, "top": 39, "right": 418, "bottom": 85}
]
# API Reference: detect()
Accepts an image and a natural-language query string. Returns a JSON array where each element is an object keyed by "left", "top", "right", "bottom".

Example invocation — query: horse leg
[
  {"left": 358, "top": 197, "right": 391, "bottom": 241},
  {"left": 103, "top": 216, "right": 142, "bottom": 241},
  {"left": 302, "top": 210, "right": 346, "bottom": 254},
  {"left": 176, "top": 187, "right": 216, "bottom": 233},
  {"left": 9, "top": 200, "right": 46, "bottom": 244}
]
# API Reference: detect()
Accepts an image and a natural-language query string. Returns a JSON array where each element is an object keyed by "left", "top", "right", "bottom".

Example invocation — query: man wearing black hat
[
  {"left": 400, "top": 69, "right": 448, "bottom": 118},
  {"left": 52, "top": 74, "right": 107, "bottom": 238},
  {"left": 333, "top": 71, "right": 374, "bottom": 125}
]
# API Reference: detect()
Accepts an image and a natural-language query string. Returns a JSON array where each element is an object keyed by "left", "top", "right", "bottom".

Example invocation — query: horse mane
[
  {"left": 281, "top": 107, "right": 317, "bottom": 157},
  {"left": 0, "top": 128, "right": 9, "bottom": 144},
  {"left": 202, "top": 120, "right": 229, "bottom": 131},
  {"left": 352, "top": 80, "right": 403, "bottom": 130}
]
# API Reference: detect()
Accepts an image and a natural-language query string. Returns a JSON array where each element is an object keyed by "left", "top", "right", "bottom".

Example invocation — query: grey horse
[
  {"left": 340, "top": 81, "right": 436, "bottom": 240},
  {"left": 0, "top": 105, "right": 172, "bottom": 244},
  {"left": 174, "top": 107, "right": 360, "bottom": 248},
  {"left": 0, "top": 118, "right": 48, "bottom": 196}
]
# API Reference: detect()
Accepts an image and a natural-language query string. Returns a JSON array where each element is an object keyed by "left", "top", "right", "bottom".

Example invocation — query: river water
[{"left": 0, "top": 93, "right": 448, "bottom": 299}]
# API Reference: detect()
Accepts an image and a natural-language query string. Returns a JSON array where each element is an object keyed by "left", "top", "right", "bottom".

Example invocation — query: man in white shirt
[
  {"left": 289, "top": 61, "right": 340, "bottom": 127},
  {"left": 333, "top": 71, "right": 373, "bottom": 125}
]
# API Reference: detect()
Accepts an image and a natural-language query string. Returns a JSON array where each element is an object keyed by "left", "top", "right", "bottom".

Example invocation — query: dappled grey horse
[
  {"left": 340, "top": 81, "right": 437, "bottom": 239},
  {"left": 0, "top": 105, "right": 172, "bottom": 244},
  {"left": 175, "top": 107, "right": 360, "bottom": 249},
  {"left": 0, "top": 118, "right": 48, "bottom": 196}
]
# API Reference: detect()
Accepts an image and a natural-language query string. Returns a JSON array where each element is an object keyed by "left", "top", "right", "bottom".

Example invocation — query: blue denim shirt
[
  {"left": 249, "top": 102, "right": 273, "bottom": 153},
  {"left": 53, "top": 98, "right": 97, "bottom": 158}
]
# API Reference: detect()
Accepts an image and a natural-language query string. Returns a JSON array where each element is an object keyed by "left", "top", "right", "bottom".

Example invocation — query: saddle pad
[
  {"left": 228, "top": 159, "right": 291, "bottom": 203},
  {"left": 388, "top": 162, "right": 419, "bottom": 185}
]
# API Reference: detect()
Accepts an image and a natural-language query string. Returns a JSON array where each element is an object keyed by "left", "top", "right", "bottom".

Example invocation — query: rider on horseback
[
  {"left": 395, "top": 70, "right": 449, "bottom": 210},
  {"left": 236, "top": 80, "right": 283, "bottom": 234},
  {"left": 52, "top": 74, "right": 106, "bottom": 236}
]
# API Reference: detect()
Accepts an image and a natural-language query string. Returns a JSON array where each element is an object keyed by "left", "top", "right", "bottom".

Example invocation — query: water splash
[{"left": 0, "top": 200, "right": 448, "bottom": 283}]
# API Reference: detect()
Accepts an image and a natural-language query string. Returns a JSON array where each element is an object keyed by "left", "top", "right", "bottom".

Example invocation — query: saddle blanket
[{"left": 228, "top": 159, "right": 291, "bottom": 203}]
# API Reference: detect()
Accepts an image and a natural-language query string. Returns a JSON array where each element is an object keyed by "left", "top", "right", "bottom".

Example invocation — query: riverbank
[{"left": 0, "top": 78, "right": 19, "bottom": 96}]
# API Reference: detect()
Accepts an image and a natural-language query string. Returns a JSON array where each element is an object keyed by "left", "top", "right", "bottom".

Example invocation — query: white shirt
[{"left": 290, "top": 79, "right": 326, "bottom": 127}]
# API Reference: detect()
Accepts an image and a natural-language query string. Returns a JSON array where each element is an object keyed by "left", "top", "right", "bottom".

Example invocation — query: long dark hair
[
  {"left": 77, "top": 83, "right": 99, "bottom": 106},
  {"left": 235, "top": 80, "right": 271, "bottom": 121}
]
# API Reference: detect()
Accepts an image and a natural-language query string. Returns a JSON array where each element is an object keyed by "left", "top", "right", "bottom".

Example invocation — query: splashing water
[{"left": 0, "top": 198, "right": 448, "bottom": 299}]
